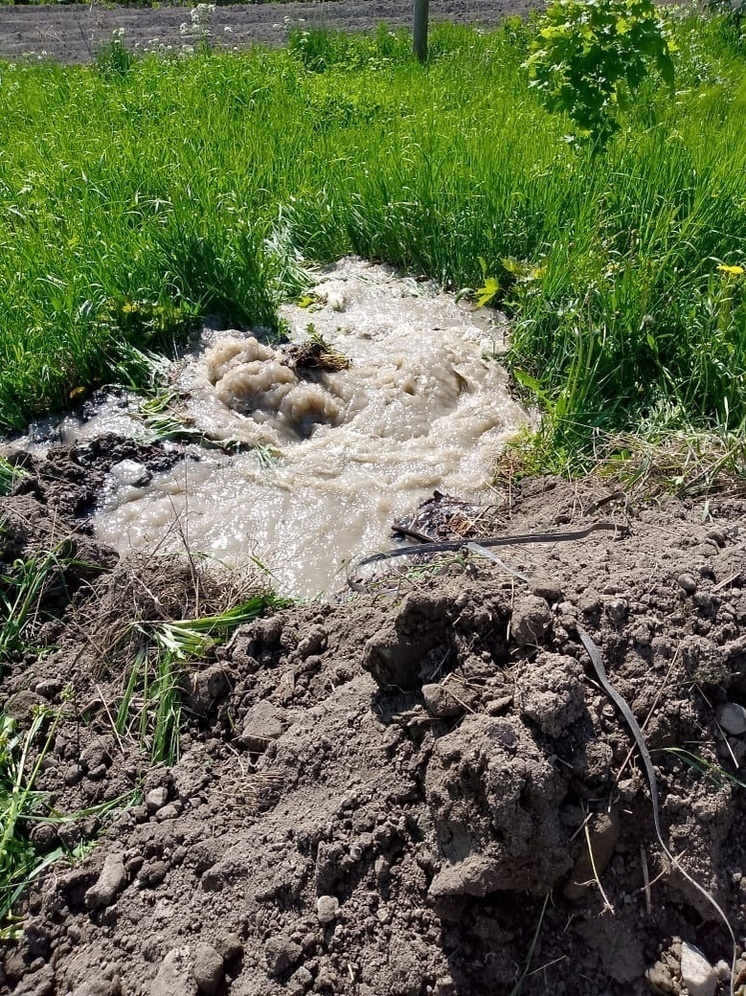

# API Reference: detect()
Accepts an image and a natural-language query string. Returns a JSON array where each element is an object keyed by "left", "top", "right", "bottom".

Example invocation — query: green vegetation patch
[{"left": 0, "top": 16, "right": 744, "bottom": 462}]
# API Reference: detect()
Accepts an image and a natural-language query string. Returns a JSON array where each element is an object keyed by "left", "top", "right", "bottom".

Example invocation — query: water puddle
[{"left": 75, "top": 259, "right": 530, "bottom": 595}]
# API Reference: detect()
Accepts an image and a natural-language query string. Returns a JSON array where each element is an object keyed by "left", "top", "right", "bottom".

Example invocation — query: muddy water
[{"left": 93, "top": 258, "right": 529, "bottom": 596}]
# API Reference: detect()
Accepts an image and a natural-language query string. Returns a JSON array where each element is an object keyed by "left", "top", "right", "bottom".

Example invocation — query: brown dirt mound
[{"left": 2, "top": 449, "right": 746, "bottom": 996}]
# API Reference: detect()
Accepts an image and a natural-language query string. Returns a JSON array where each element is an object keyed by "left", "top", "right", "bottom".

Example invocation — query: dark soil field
[
  {"left": 0, "top": 0, "right": 545, "bottom": 64},
  {"left": 2, "top": 442, "right": 746, "bottom": 995}
]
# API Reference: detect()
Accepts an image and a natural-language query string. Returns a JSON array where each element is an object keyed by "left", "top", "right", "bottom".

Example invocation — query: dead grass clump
[{"left": 65, "top": 552, "right": 269, "bottom": 673}]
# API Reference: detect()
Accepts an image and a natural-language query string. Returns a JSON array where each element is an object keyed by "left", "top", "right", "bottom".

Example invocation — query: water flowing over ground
[{"left": 91, "top": 258, "right": 529, "bottom": 595}]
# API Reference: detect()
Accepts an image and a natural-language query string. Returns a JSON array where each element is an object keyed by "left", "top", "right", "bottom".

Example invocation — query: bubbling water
[{"left": 93, "top": 258, "right": 530, "bottom": 596}]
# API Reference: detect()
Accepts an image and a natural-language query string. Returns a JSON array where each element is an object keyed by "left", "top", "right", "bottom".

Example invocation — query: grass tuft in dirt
[
  {"left": 67, "top": 555, "right": 290, "bottom": 765},
  {"left": 0, "top": 708, "right": 60, "bottom": 941},
  {"left": 0, "top": 547, "right": 79, "bottom": 675}
]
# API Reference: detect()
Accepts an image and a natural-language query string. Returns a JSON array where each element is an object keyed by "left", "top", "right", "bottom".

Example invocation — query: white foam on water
[{"left": 92, "top": 257, "right": 530, "bottom": 596}]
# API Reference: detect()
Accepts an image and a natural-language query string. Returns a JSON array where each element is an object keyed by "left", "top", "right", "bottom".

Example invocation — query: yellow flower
[{"left": 716, "top": 263, "right": 745, "bottom": 276}]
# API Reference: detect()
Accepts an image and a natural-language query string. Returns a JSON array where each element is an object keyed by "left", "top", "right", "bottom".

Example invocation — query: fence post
[{"left": 413, "top": 0, "right": 429, "bottom": 62}]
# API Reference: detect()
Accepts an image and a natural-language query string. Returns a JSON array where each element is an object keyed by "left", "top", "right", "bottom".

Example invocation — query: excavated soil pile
[{"left": 2, "top": 443, "right": 746, "bottom": 996}]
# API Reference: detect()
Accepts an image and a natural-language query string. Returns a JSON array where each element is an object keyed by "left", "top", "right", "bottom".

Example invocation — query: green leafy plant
[
  {"left": 526, "top": 0, "right": 676, "bottom": 143},
  {"left": 663, "top": 746, "right": 746, "bottom": 790},
  {"left": 95, "top": 29, "right": 136, "bottom": 78},
  {"left": 705, "top": 0, "right": 746, "bottom": 37}
]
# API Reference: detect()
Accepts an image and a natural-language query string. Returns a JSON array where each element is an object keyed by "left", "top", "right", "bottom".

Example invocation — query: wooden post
[{"left": 413, "top": 0, "right": 429, "bottom": 62}]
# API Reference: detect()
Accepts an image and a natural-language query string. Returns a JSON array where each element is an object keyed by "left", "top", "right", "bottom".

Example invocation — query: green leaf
[{"left": 474, "top": 276, "right": 500, "bottom": 308}]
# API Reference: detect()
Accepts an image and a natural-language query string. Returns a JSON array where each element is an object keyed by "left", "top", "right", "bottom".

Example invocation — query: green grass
[
  {"left": 0, "top": 15, "right": 744, "bottom": 460},
  {"left": 0, "top": 707, "right": 135, "bottom": 940},
  {"left": 0, "top": 547, "right": 76, "bottom": 675}
]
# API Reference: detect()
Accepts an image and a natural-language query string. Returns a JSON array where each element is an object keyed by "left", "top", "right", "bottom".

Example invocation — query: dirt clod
[{"left": 84, "top": 853, "right": 127, "bottom": 911}]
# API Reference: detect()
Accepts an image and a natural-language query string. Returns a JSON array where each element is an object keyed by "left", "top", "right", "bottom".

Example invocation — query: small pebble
[
  {"left": 146, "top": 787, "right": 169, "bottom": 812},
  {"left": 63, "top": 764, "right": 84, "bottom": 786},
  {"left": 717, "top": 702, "right": 746, "bottom": 736},
  {"left": 34, "top": 678, "right": 62, "bottom": 700},
  {"left": 680, "top": 941, "right": 717, "bottom": 996},
  {"left": 605, "top": 598, "right": 628, "bottom": 625},
  {"left": 316, "top": 895, "right": 339, "bottom": 924},
  {"left": 191, "top": 942, "right": 224, "bottom": 996},
  {"left": 264, "top": 935, "right": 302, "bottom": 976},
  {"left": 155, "top": 802, "right": 182, "bottom": 821},
  {"left": 84, "top": 853, "right": 127, "bottom": 911}
]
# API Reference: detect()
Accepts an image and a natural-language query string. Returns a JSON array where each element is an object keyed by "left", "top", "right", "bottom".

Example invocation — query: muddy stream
[{"left": 47, "top": 258, "right": 528, "bottom": 596}]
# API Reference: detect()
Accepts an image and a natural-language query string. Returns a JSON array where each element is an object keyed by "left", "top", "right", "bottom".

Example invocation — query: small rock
[
  {"left": 34, "top": 678, "right": 62, "bottom": 700},
  {"left": 716, "top": 702, "right": 746, "bottom": 736},
  {"left": 645, "top": 960, "right": 676, "bottom": 994},
  {"left": 29, "top": 823, "right": 57, "bottom": 850},
  {"left": 677, "top": 573, "right": 698, "bottom": 595},
  {"left": 12, "top": 964, "right": 55, "bottom": 996},
  {"left": 63, "top": 763, "right": 84, "bottom": 786},
  {"left": 137, "top": 861, "right": 168, "bottom": 888},
  {"left": 316, "top": 895, "right": 340, "bottom": 924},
  {"left": 191, "top": 942, "right": 224, "bottom": 996},
  {"left": 515, "top": 653, "right": 585, "bottom": 737},
  {"left": 71, "top": 979, "right": 122, "bottom": 996},
  {"left": 713, "top": 960, "right": 732, "bottom": 982},
  {"left": 705, "top": 528, "right": 726, "bottom": 547},
  {"left": 4, "top": 690, "right": 48, "bottom": 724},
  {"left": 110, "top": 459, "right": 152, "bottom": 488},
  {"left": 297, "top": 627, "right": 327, "bottom": 659},
  {"left": 679, "top": 941, "right": 717, "bottom": 996},
  {"left": 188, "top": 665, "right": 231, "bottom": 717},
  {"left": 214, "top": 933, "right": 243, "bottom": 962},
  {"left": 85, "top": 853, "right": 127, "bottom": 911},
  {"left": 80, "top": 740, "right": 111, "bottom": 772},
  {"left": 288, "top": 966, "right": 313, "bottom": 995},
  {"left": 265, "top": 935, "right": 302, "bottom": 976},
  {"left": 155, "top": 802, "right": 182, "bottom": 821},
  {"left": 145, "top": 787, "right": 169, "bottom": 812},
  {"left": 692, "top": 592, "right": 714, "bottom": 612}
]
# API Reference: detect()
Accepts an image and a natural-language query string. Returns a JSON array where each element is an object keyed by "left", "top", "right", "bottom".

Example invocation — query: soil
[
  {"left": 0, "top": 0, "right": 545, "bottom": 64},
  {"left": 2, "top": 441, "right": 746, "bottom": 996}
]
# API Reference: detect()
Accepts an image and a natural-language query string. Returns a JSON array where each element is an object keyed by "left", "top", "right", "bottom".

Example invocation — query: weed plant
[{"left": 0, "top": 16, "right": 744, "bottom": 461}]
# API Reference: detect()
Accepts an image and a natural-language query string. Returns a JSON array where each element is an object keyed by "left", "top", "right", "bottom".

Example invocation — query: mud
[
  {"left": 86, "top": 258, "right": 527, "bottom": 596},
  {"left": 0, "top": 0, "right": 546, "bottom": 65},
  {"left": 2, "top": 447, "right": 746, "bottom": 996}
]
